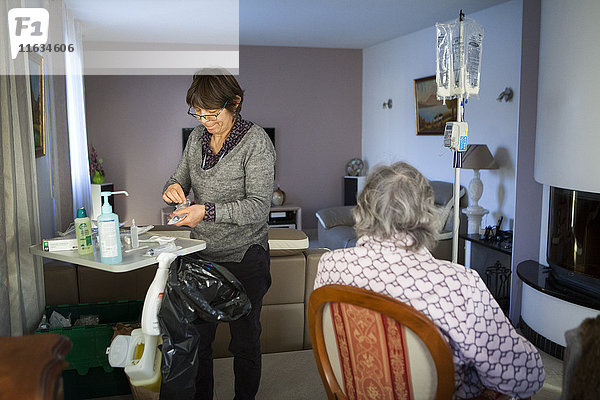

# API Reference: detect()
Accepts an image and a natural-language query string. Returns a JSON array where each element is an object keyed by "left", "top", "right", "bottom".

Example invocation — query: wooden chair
[
  {"left": 0, "top": 333, "right": 72, "bottom": 400},
  {"left": 308, "top": 284, "right": 454, "bottom": 400}
]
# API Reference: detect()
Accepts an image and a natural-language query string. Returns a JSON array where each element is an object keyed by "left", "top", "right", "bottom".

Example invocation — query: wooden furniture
[
  {"left": 308, "top": 285, "right": 454, "bottom": 400},
  {"left": 0, "top": 334, "right": 72, "bottom": 400}
]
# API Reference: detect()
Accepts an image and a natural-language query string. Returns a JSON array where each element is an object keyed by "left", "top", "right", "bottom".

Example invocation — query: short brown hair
[{"left": 186, "top": 69, "right": 244, "bottom": 116}]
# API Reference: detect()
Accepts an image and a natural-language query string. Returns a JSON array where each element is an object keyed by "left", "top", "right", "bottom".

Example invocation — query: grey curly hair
[{"left": 353, "top": 162, "right": 439, "bottom": 251}]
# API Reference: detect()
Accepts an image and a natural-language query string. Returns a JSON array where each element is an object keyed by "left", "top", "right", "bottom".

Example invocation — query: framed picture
[
  {"left": 414, "top": 75, "right": 457, "bottom": 135},
  {"left": 28, "top": 53, "right": 45, "bottom": 157}
]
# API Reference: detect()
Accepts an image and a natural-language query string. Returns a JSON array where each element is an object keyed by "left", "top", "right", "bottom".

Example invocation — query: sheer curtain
[
  {"left": 0, "top": 0, "right": 46, "bottom": 336},
  {"left": 63, "top": 2, "right": 92, "bottom": 216}
]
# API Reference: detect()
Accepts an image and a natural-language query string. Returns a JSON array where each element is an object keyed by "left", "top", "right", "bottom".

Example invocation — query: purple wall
[{"left": 85, "top": 45, "right": 362, "bottom": 229}]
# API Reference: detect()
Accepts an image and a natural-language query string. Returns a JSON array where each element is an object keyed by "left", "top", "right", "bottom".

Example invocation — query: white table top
[{"left": 30, "top": 233, "right": 206, "bottom": 273}]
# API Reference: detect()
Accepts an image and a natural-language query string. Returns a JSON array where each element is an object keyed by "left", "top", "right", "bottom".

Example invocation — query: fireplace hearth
[{"left": 517, "top": 260, "right": 600, "bottom": 359}]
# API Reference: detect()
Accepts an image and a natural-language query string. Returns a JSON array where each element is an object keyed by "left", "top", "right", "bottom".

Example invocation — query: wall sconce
[
  {"left": 496, "top": 87, "right": 513, "bottom": 102},
  {"left": 382, "top": 99, "right": 392, "bottom": 109}
]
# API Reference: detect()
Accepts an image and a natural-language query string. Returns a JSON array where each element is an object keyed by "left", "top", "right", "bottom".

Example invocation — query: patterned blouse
[
  {"left": 200, "top": 117, "right": 254, "bottom": 222},
  {"left": 314, "top": 234, "right": 545, "bottom": 399}
]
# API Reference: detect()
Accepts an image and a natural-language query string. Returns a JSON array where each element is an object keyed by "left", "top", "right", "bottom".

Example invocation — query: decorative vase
[
  {"left": 346, "top": 158, "right": 365, "bottom": 176},
  {"left": 92, "top": 171, "right": 105, "bottom": 184},
  {"left": 272, "top": 188, "right": 286, "bottom": 206}
]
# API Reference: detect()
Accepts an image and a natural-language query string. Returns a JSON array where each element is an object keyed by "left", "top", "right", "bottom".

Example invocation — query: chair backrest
[
  {"left": 308, "top": 285, "right": 454, "bottom": 400},
  {"left": 0, "top": 333, "right": 71, "bottom": 400}
]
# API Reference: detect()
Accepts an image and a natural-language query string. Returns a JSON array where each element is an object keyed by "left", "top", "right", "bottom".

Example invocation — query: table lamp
[{"left": 461, "top": 144, "right": 498, "bottom": 234}]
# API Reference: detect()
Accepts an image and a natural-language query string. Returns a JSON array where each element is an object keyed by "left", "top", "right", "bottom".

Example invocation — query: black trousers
[{"left": 194, "top": 244, "right": 271, "bottom": 400}]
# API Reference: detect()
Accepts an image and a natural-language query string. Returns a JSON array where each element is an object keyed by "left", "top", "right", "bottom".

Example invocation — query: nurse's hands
[
  {"left": 163, "top": 183, "right": 205, "bottom": 227},
  {"left": 163, "top": 183, "right": 186, "bottom": 204},
  {"left": 172, "top": 204, "right": 205, "bottom": 228}
]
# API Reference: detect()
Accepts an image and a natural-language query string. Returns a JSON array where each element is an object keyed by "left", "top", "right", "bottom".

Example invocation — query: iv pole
[{"left": 451, "top": 10, "right": 465, "bottom": 264}]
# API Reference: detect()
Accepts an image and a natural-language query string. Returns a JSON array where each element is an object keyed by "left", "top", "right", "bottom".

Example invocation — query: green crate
[
  {"left": 43, "top": 299, "right": 144, "bottom": 325},
  {"left": 36, "top": 300, "right": 143, "bottom": 375}
]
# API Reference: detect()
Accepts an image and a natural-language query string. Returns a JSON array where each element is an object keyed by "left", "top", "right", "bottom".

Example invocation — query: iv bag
[
  {"left": 436, "top": 23, "right": 452, "bottom": 99},
  {"left": 464, "top": 19, "right": 484, "bottom": 96},
  {"left": 436, "top": 17, "right": 484, "bottom": 102}
]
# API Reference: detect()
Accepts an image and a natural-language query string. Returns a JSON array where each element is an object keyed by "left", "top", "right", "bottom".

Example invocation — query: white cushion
[{"left": 268, "top": 228, "right": 309, "bottom": 256}]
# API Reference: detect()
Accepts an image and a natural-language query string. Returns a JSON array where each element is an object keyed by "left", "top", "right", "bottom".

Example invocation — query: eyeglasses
[{"left": 187, "top": 100, "right": 228, "bottom": 122}]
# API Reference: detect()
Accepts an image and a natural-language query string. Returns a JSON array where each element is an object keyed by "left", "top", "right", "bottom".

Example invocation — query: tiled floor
[
  {"left": 213, "top": 350, "right": 326, "bottom": 400},
  {"left": 534, "top": 350, "right": 563, "bottom": 399}
]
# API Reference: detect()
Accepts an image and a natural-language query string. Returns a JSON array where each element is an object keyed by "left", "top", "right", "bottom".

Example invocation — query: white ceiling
[{"left": 65, "top": 0, "right": 510, "bottom": 49}]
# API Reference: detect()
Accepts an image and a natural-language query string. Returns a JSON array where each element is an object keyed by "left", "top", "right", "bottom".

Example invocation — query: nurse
[{"left": 162, "top": 70, "right": 275, "bottom": 400}]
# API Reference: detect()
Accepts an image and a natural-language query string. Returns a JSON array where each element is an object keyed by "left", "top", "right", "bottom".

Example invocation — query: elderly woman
[
  {"left": 314, "top": 161, "right": 545, "bottom": 399},
  {"left": 162, "top": 71, "right": 275, "bottom": 400}
]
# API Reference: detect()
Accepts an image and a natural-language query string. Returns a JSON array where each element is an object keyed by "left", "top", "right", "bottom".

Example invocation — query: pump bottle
[{"left": 97, "top": 191, "right": 129, "bottom": 264}]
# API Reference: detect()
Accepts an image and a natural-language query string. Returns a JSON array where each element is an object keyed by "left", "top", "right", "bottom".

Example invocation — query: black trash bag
[{"left": 158, "top": 254, "right": 251, "bottom": 399}]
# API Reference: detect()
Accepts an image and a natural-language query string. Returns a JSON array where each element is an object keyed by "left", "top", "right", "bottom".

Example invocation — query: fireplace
[
  {"left": 516, "top": 186, "right": 600, "bottom": 359},
  {"left": 521, "top": 0, "right": 600, "bottom": 359},
  {"left": 547, "top": 187, "right": 600, "bottom": 297}
]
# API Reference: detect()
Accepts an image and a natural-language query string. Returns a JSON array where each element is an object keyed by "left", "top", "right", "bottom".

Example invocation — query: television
[{"left": 264, "top": 127, "right": 275, "bottom": 147}]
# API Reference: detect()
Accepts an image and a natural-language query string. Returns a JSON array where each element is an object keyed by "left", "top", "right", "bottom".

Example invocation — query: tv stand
[{"left": 269, "top": 205, "right": 302, "bottom": 230}]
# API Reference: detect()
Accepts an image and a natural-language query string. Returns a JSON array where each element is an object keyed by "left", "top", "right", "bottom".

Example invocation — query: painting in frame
[
  {"left": 28, "top": 52, "right": 45, "bottom": 157},
  {"left": 414, "top": 75, "right": 457, "bottom": 135}
]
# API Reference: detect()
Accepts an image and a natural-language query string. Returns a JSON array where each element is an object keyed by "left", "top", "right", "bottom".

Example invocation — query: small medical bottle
[{"left": 131, "top": 219, "right": 139, "bottom": 248}]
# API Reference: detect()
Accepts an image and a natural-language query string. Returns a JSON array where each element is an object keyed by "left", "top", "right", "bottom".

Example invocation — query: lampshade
[{"left": 461, "top": 144, "right": 498, "bottom": 170}]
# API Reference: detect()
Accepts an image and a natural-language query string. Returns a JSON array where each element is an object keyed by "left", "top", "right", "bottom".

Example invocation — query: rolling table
[
  {"left": 29, "top": 232, "right": 205, "bottom": 398},
  {"left": 30, "top": 233, "right": 206, "bottom": 273}
]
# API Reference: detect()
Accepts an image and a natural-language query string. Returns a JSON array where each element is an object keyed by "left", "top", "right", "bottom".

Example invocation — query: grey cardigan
[{"left": 164, "top": 123, "right": 275, "bottom": 262}]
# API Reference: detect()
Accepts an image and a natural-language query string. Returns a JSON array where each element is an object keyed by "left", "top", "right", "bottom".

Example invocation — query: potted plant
[{"left": 89, "top": 146, "right": 105, "bottom": 184}]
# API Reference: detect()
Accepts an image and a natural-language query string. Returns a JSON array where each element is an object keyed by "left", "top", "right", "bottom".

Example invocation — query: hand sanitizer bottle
[
  {"left": 75, "top": 207, "right": 93, "bottom": 255},
  {"left": 97, "top": 191, "right": 129, "bottom": 264}
]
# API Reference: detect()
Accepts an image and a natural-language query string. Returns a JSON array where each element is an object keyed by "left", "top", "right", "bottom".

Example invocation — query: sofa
[
  {"left": 315, "top": 180, "right": 467, "bottom": 262},
  {"left": 43, "top": 227, "right": 327, "bottom": 358}
]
